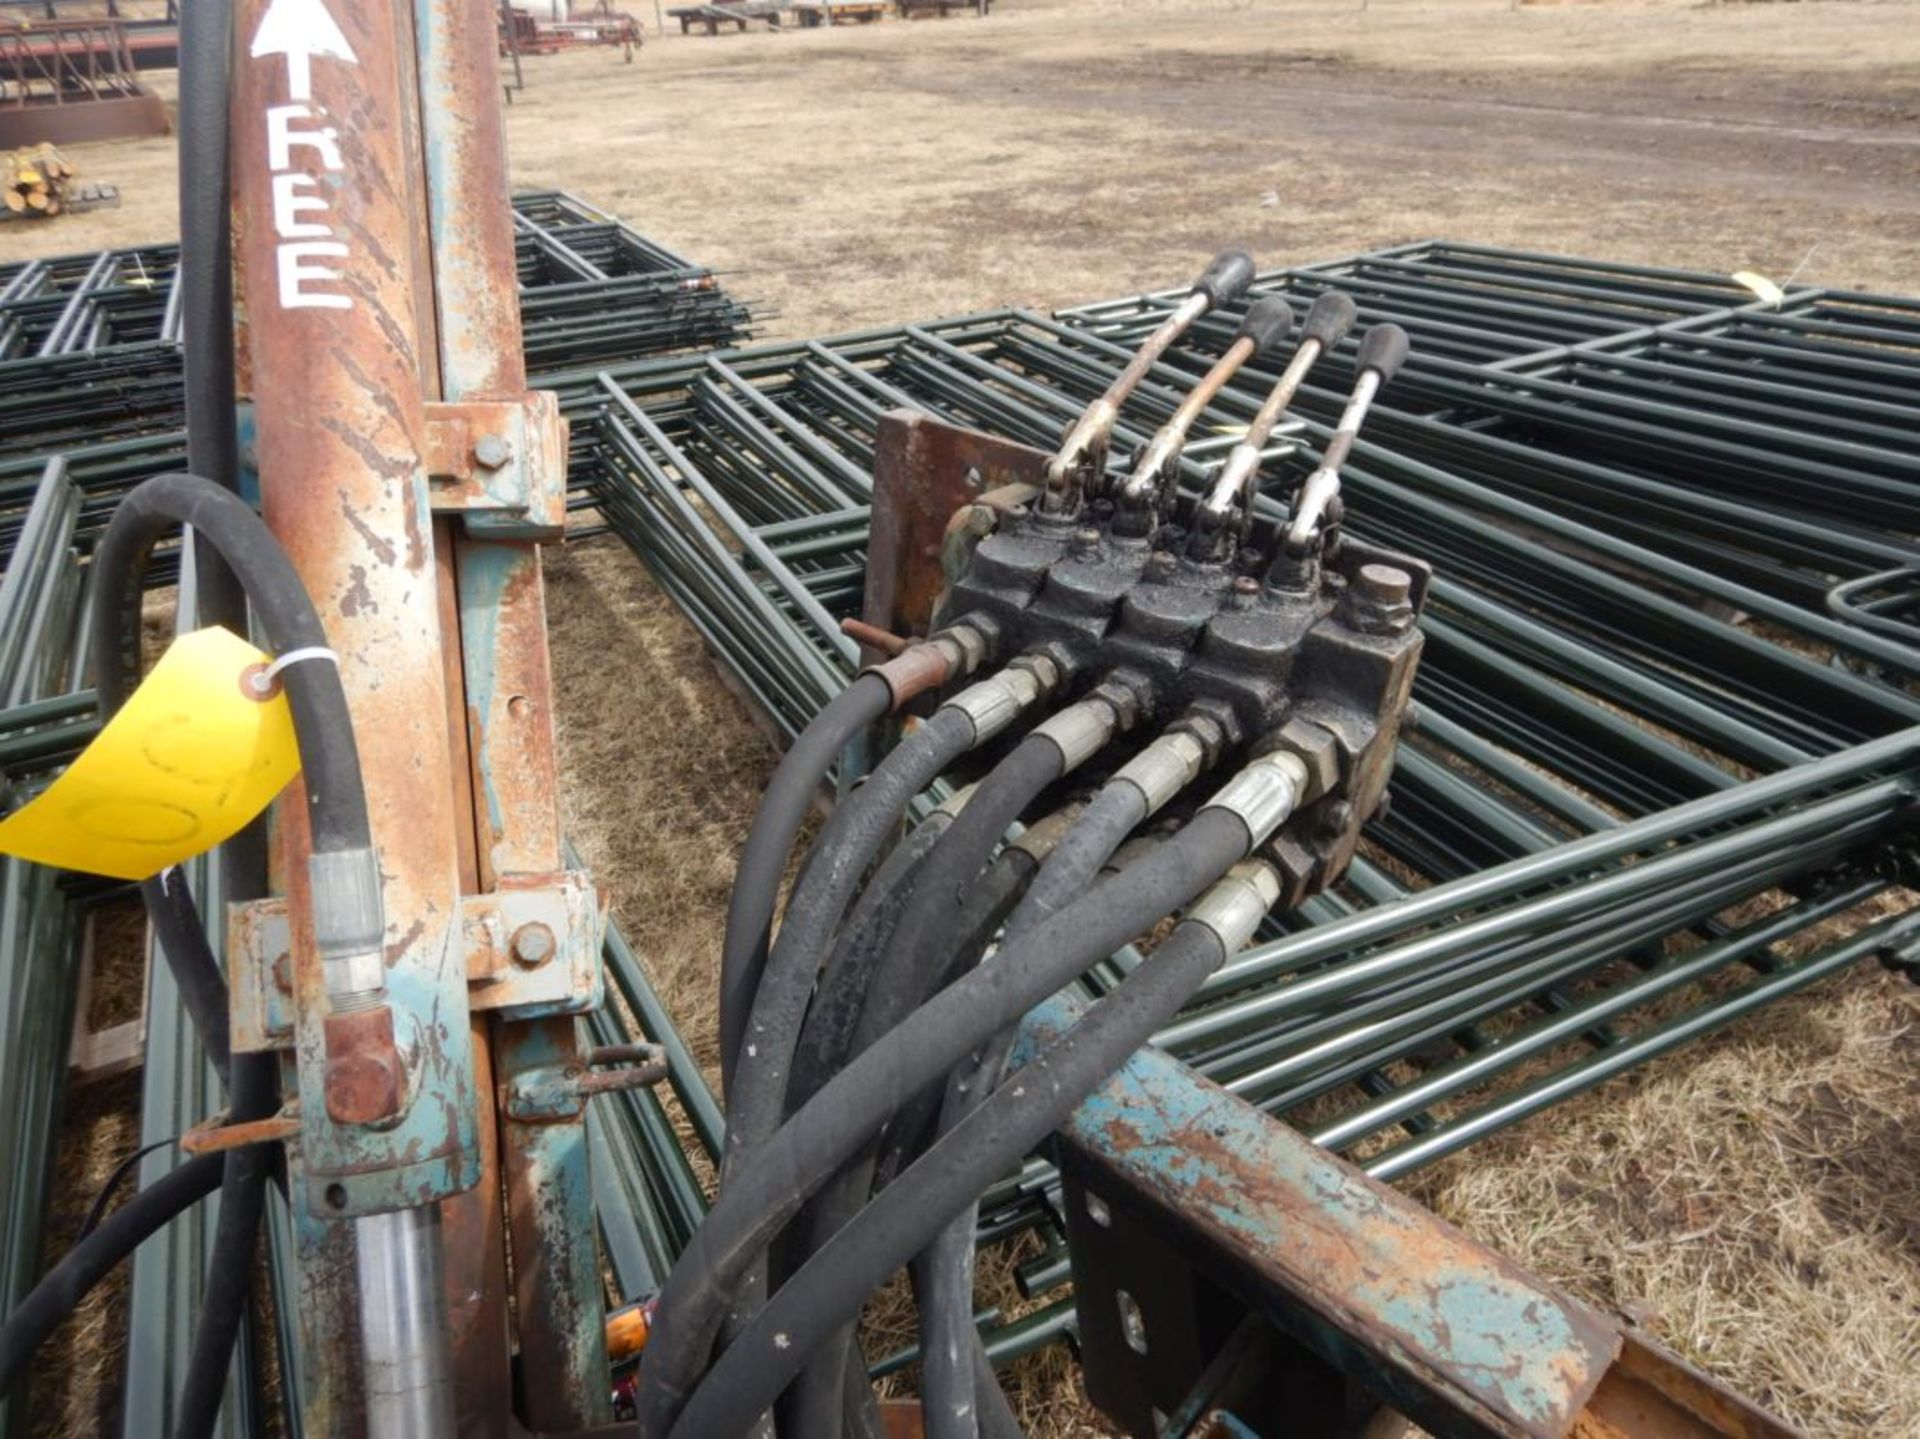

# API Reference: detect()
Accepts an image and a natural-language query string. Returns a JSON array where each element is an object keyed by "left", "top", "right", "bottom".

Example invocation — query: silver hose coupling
[
  {"left": 310, "top": 845, "right": 386, "bottom": 1007},
  {"left": 1185, "top": 859, "right": 1283, "bottom": 953},
  {"left": 940, "top": 654, "right": 1060, "bottom": 746},
  {"left": 1200, "top": 749, "right": 1311, "bottom": 850},
  {"left": 1031, "top": 696, "right": 1121, "bottom": 773},
  {"left": 1112, "top": 729, "right": 1209, "bottom": 816}
]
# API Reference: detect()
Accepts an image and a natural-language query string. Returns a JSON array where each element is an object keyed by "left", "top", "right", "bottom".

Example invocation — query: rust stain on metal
[
  {"left": 865, "top": 409, "right": 1051, "bottom": 641},
  {"left": 180, "top": 1109, "right": 303, "bottom": 1155},
  {"left": 322, "top": 1005, "right": 405, "bottom": 1125},
  {"left": 1054, "top": 1034, "right": 1623, "bottom": 1437}
]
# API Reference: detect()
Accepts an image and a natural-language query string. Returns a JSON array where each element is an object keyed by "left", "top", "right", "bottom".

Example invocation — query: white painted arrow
[{"left": 250, "top": 0, "right": 357, "bottom": 102}]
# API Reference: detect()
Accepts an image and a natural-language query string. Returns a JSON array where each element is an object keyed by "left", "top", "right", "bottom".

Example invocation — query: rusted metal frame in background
[
  {"left": 414, "top": 0, "right": 611, "bottom": 1424},
  {"left": 1035, "top": 1014, "right": 1798, "bottom": 1439},
  {"left": 230, "top": 0, "right": 477, "bottom": 1428}
]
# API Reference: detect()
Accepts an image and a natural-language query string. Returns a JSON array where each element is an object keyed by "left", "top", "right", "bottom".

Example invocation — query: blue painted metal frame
[{"left": 1020, "top": 994, "right": 1621, "bottom": 1438}]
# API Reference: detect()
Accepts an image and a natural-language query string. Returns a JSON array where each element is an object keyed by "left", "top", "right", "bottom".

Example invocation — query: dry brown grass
[{"left": 1402, "top": 969, "right": 1920, "bottom": 1435}]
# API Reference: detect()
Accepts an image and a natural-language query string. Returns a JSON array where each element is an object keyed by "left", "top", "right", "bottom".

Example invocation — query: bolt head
[
  {"left": 510, "top": 920, "right": 557, "bottom": 968},
  {"left": 472, "top": 433, "right": 513, "bottom": 470},
  {"left": 322, "top": 1006, "right": 404, "bottom": 1126},
  {"left": 1356, "top": 563, "right": 1411, "bottom": 606}
]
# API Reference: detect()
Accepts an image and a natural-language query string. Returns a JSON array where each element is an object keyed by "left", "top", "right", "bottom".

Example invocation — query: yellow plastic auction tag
[{"left": 0, "top": 626, "right": 300, "bottom": 880}]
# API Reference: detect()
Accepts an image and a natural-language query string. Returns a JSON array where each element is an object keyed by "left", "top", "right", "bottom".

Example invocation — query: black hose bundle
[{"left": 640, "top": 762, "right": 1254, "bottom": 1438}]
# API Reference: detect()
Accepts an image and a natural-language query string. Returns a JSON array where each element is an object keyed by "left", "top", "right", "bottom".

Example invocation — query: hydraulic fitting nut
[
  {"left": 1112, "top": 730, "right": 1209, "bottom": 816},
  {"left": 323, "top": 1004, "right": 405, "bottom": 1126},
  {"left": 930, "top": 621, "right": 990, "bottom": 678},
  {"left": 1010, "top": 801, "right": 1086, "bottom": 864},
  {"left": 1267, "top": 717, "right": 1341, "bottom": 803},
  {"left": 1167, "top": 710, "right": 1228, "bottom": 768},
  {"left": 1186, "top": 859, "right": 1283, "bottom": 952},
  {"left": 1032, "top": 697, "right": 1120, "bottom": 773},
  {"left": 942, "top": 660, "right": 1052, "bottom": 745},
  {"left": 1201, "top": 750, "right": 1311, "bottom": 849}
]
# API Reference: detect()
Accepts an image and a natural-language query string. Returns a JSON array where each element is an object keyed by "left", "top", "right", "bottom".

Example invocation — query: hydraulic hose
[
  {"left": 780, "top": 710, "right": 1113, "bottom": 1433},
  {"left": 785, "top": 833, "right": 1048, "bottom": 1438},
  {"left": 782, "top": 810, "right": 954, "bottom": 1116},
  {"left": 176, "top": 0, "right": 243, "bottom": 620},
  {"left": 173, "top": 1054, "right": 272, "bottom": 1439},
  {"left": 0, "top": 1154, "right": 225, "bottom": 1397},
  {"left": 90, "top": 473, "right": 370, "bottom": 1435},
  {"left": 720, "top": 671, "right": 892, "bottom": 1095},
  {"left": 141, "top": 868, "right": 233, "bottom": 1085},
  {"left": 920, "top": 736, "right": 1205, "bottom": 1434},
  {"left": 638, "top": 807, "right": 1251, "bottom": 1437},
  {"left": 91, "top": 473, "right": 372, "bottom": 856},
  {"left": 670, "top": 918, "right": 1239, "bottom": 1437},
  {"left": 724, "top": 703, "right": 977, "bottom": 1170}
]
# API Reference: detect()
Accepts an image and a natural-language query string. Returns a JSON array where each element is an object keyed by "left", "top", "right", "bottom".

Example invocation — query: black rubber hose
[
  {"left": 140, "top": 868, "right": 233, "bottom": 1086},
  {"left": 714, "top": 705, "right": 979, "bottom": 1395},
  {"left": 721, "top": 672, "right": 892, "bottom": 1096},
  {"left": 670, "top": 922, "right": 1230, "bottom": 1437},
  {"left": 782, "top": 812, "right": 953, "bottom": 1117},
  {"left": 785, "top": 840, "right": 1043, "bottom": 1438},
  {"left": 91, "top": 476, "right": 352, "bottom": 1435},
  {"left": 785, "top": 738, "right": 1065, "bottom": 1433},
  {"left": 173, "top": 1053, "right": 273, "bottom": 1439},
  {"left": 919, "top": 779, "right": 1149, "bottom": 1434},
  {"left": 724, "top": 704, "right": 976, "bottom": 1168},
  {"left": 90, "top": 473, "right": 371, "bottom": 856},
  {"left": 176, "top": 0, "right": 243, "bottom": 628},
  {"left": 636, "top": 809, "right": 1248, "bottom": 1436},
  {"left": 772, "top": 814, "right": 950, "bottom": 1439},
  {"left": 0, "top": 1153, "right": 226, "bottom": 1397},
  {"left": 173, "top": 21, "right": 278, "bottom": 1429}
]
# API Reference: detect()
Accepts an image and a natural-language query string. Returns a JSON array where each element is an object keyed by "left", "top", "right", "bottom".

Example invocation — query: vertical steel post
[
  {"left": 231, "top": 0, "right": 477, "bottom": 1429},
  {"left": 414, "top": 0, "right": 612, "bottom": 1420}
]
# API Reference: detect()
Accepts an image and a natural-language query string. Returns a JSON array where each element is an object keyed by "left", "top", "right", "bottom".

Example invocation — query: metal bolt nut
[
  {"left": 472, "top": 433, "right": 513, "bottom": 470},
  {"left": 1356, "top": 563, "right": 1410, "bottom": 605},
  {"left": 322, "top": 1005, "right": 405, "bottom": 1126},
  {"left": 1344, "top": 561, "right": 1415, "bottom": 636},
  {"left": 510, "top": 921, "right": 557, "bottom": 968}
]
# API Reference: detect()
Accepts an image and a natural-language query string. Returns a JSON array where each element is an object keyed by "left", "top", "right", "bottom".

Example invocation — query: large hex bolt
[
  {"left": 1345, "top": 563, "right": 1415, "bottom": 636},
  {"left": 1267, "top": 715, "right": 1342, "bottom": 803},
  {"left": 323, "top": 1005, "right": 406, "bottom": 1126}
]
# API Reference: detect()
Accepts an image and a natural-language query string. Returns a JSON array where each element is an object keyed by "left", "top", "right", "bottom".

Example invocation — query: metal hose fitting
[
  {"left": 1031, "top": 696, "right": 1122, "bottom": 773},
  {"left": 310, "top": 845, "right": 386, "bottom": 1007},
  {"left": 1200, "top": 750, "right": 1311, "bottom": 849},
  {"left": 1185, "top": 859, "right": 1283, "bottom": 952},
  {"left": 1112, "top": 730, "right": 1210, "bottom": 816},
  {"left": 939, "top": 655, "right": 1060, "bottom": 746}
]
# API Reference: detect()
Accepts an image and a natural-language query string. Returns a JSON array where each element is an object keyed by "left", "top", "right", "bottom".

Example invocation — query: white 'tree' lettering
[
  {"left": 267, "top": 105, "right": 343, "bottom": 172},
  {"left": 270, "top": 173, "right": 332, "bottom": 238},
  {"left": 277, "top": 242, "right": 351, "bottom": 310}
]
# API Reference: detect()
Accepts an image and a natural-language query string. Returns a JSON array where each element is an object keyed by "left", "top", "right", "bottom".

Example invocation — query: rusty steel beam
[
  {"left": 1038, "top": 1017, "right": 1798, "bottom": 1439},
  {"left": 416, "top": 0, "right": 611, "bottom": 1424},
  {"left": 231, "top": 0, "right": 479, "bottom": 1427}
]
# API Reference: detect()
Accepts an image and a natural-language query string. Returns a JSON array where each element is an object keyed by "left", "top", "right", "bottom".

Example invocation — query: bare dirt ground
[{"left": 13, "top": 0, "right": 1920, "bottom": 1433}]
